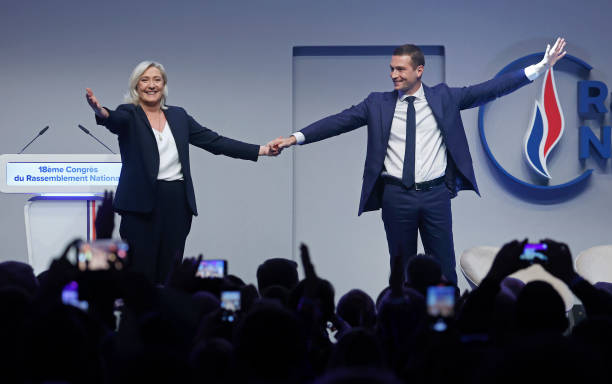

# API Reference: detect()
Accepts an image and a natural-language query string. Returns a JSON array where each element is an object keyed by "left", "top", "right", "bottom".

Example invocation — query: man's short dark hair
[{"left": 392, "top": 44, "right": 425, "bottom": 69}]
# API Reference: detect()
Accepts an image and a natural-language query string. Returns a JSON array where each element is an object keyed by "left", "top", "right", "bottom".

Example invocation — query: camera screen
[
  {"left": 221, "top": 290, "right": 241, "bottom": 312},
  {"left": 520, "top": 243, "right": 548, "bottom": 263},
  {"left": 77, "top": 240, "right": 129, "bottom": 271},
  {"left": 196, "top": 259, "right": 226, "bottom": 278},
  {"left": 426, "top": 286, "right": 455, "bottom": 317}
]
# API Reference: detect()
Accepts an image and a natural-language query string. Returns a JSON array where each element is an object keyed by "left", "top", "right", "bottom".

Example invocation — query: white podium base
[{"left": 24, "top": 197, "right": 99, "bottom": 275}]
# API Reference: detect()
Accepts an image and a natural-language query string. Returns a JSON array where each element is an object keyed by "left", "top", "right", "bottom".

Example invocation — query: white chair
[
  {"left": 575, "top": 245, "right": 612, "bottom": 284},
  {"left": 460, "top": 246, "right": 499, "bottom": 287}
]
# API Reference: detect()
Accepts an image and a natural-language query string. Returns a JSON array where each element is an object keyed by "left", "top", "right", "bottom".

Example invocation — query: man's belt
[{"left": 382, "top": 175, "right": 445, "bottom": 191}]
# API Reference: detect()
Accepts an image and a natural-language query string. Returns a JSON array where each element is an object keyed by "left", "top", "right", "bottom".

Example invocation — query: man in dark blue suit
[{"left": 275, "top": 38, "right": 567, "bottom": 284}]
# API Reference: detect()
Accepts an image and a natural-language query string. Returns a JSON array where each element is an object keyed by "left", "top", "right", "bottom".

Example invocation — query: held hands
[
  {"left": 274, "top": 135, "right": 297, "bottom": 150},
  {"left": 85, "top": 88, "right": 109, "bottom": 119},
  {"left": 259, "top": 136, "right": 284, "bottom": 156},
  {"left": 258, "top": 135, "right": 297, "bottom": 156},
  {"left": 541, "top": 37, "right": 567, "bottom": 68}
]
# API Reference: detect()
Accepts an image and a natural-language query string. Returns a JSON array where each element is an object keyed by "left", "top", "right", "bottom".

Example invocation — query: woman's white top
[{"left": 153, "top": 121, "right": 184, "bottom": 181}]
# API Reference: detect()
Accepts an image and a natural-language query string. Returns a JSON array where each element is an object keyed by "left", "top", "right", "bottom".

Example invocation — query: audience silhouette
[{"left": 0, "top": 196, "right": 611, "bottom": 383}]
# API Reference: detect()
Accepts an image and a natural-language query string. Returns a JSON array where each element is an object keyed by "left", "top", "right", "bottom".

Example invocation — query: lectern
[{"left": 0, "top": 154, "right": 122, "bottom": 274}]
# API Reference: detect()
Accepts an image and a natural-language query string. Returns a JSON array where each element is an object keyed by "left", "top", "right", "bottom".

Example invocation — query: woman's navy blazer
[{"left": 96, "top": 104, "right": 259, "bottom": 216}]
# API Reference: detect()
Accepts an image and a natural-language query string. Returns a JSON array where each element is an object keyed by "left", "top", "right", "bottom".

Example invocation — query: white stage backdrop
[{"left": 1, "top": 0, "right": 611, "bottom": 300}]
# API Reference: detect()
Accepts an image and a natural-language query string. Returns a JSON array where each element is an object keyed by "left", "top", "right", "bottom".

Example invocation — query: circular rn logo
[{"left": 478, "top": 53, "right": 600, "bottom": 200}]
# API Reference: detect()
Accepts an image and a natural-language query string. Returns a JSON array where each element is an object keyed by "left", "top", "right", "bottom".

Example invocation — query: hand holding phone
[
  {"left": 487, "top": 239, "right": 529, "bottom": 281},
  {"left": 427, "top": 285, "right": 455, "bottom": 332},
  {"left": 540, "top": 239, "right": 576, "bottom": 283}
]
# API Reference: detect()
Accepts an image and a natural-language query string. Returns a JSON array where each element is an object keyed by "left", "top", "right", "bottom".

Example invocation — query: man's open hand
[{"left": 543, "top": 37, "right": 567, "bottom": 67}]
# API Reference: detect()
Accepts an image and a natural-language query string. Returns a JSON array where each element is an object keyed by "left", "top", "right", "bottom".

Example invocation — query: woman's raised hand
[{"left": 85, "top": 88, "right": 109, "bottom": 119}]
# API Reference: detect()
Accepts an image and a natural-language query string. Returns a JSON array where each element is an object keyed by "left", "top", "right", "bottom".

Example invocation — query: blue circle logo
[{"left": 478, "top": 54, "right": 594, "bottom": 202}]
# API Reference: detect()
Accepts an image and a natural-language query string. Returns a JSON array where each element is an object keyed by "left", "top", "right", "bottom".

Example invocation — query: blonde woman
[{"left": 86, "top": 61, "right": 280, "bottom": 283}]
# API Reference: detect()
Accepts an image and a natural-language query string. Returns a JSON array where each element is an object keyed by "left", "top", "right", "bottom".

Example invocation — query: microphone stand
[
  {"left": 78, "top": 125, "right": 116, "bottom": 154},
  {"left": 18, "top": 126, "right": 49, "bottom": 154}
]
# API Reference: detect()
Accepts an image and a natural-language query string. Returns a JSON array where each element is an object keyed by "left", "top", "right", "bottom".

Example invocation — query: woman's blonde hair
[{"left": 125, "top": 61, "right": 168, "bottom": 109}]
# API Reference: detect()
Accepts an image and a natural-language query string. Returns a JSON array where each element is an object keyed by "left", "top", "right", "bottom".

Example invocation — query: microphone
[
  {"left": 18, "top": 126, "right": 50, "bottom": 154},
  {"left": 78, "top": 124, "right": 116, "bottom": 154}
]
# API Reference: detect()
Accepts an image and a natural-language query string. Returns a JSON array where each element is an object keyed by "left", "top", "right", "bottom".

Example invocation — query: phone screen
[
  {"left": 221, "top": 291, "right": 241, "bottom": 311},
  {"left": 196, "top": 259, "right": 227, "bottom": 278},
  {"left": 520, "top": 243, "right": 548, "bottom": 263},
  {"left": 221, "top": 290, "right": 241, "bottom": 323},
  {"left": 426, "top": 286, "right": 455, "bottom": 318},
  {"left": 77, "top": 240, "right": 129, "bottom": 271}
]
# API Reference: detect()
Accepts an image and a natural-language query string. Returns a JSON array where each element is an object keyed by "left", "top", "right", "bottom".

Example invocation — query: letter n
[{"left": 579, "top": 125, "right": 611, "bottom": 159}]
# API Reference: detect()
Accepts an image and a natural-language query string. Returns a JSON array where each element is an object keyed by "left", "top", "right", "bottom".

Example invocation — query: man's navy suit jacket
[
  {"left": 300, "top": 69, "right": 532, "bottom": 216},
  {"left": 97, "top": 104, "right": 259, "bottom": 216}
]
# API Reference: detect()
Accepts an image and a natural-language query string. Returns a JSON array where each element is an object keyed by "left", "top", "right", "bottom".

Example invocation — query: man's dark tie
[{"left": 402, "top": 96, "right": 417, "bottom": 188}]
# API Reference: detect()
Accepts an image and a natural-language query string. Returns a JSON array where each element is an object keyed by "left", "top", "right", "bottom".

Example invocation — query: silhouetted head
[
  {"left": 491, "top": 277, "right": 526, "bottom": 338},
  {"left": 0, "top": 261, "right": 38, "bottom": 298},
  {"left": 0, "top": 287, "right": 32, "bottom": 384},
  {"left": 238, "top": 283, "right": 259, "bottom": 314},
  {"left": 289, "top": 278, "right": 335, "bottom": 322},
  {"left": 494, "top": 333, "right": 581, "bottom": 384},
  {"left": 315, "top": 367, "right": 402, "bottom": 384},
  {"left": 190, "top": 338, "right": 234, "bottom": 384},
  {"left": 22, "top": 304, "right": 104, "bottom": 383},
  {"left": 329, "top": 327, "right": 385, "bottom": 370},
  {"left": 594, "top": 281, "right": 612, "bottom": 297},
  {"left": 571, "top": 315, "right": 612, "bottom": 382},
  {"left": 191, "top": 290, "right": 220, "bottom": 318},
  {"left": 516, "top": 281, "right": 568, "bottom": 334},
  {"left": 256, "top": 258, "right": 299, "bottom": 292},
  {"left": 406, "top": 254, "right": 442, "bottom": 296},
  {"left": 226, "top": 274, "right": 246, "bottom": 287},
  {"left": 261, "top": 284, "right": 291, "bottom": 307},
  {"left": 375, "top": 285, "right": 425, "bottom": 314},
  {"left": 234, "top": 302, "right": 307, "bottom": 382},
  {"left": 376, "top": 287, "right": 426, "bottom": 346},
  {"left": 0, "top": 286, "right": 32, "bottom": 342},
  {"left": 337, "top": 289, "right": 376, "bottom": 329}
]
